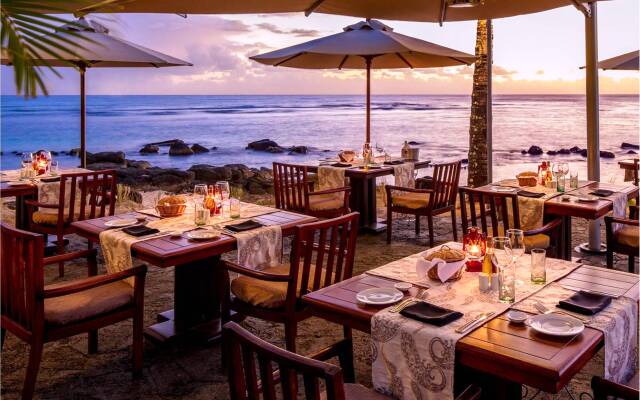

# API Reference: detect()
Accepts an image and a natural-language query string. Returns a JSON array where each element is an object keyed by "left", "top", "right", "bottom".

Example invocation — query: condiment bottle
[{"left": 401, "top": 141, "right": 410, "bottom": 160}]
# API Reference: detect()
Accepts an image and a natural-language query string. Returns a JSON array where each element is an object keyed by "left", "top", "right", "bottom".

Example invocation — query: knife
[{"left": 455, "top": 312, "right": 495, "bottom": 334}]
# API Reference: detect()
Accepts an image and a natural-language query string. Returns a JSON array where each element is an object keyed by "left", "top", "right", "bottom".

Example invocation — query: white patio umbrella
[
  {"left": 598, "top": 50, "right": 639, "bottom": 70},
  {"left": 1, "top": 17, "right": 192, "bottom": 167},
  {"left": 250, "top": 19, "right": 475, "bottom": 144}
]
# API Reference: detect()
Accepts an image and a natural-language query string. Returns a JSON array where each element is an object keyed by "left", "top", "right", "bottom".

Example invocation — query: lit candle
[{"left": 468, "top": 244, "right": 481, "bottom": 258}]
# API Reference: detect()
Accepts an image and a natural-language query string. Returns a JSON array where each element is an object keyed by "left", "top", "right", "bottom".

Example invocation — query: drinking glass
[
  {"left": 194, "top": 203, "right": 208, "bottom": 226},
  {"left": 21, "top": 152, "right": 33, "bottom": 178},
  {"left": 193, "top": 184, "right": 207, "bottom": 206},
  {"left": 49, "top": 161, "right": 59, "bottom": 176},
  {"left": 530, "top": 248, "right": 546, "bottom": 284},
  {"left": 569, "top": 171, "right": 579, "bottom": 189},
  {"left": 552, "top": 163, "right": 565, "bottom": 192},
  {"left": 216, "top": 181, "right": 231, "bottom": 216},
  {"left": 230, "top": 198, "right": 241, "bottom": 219},
  {"left": 506, "top": 229, "right": 526, "bottom": 286},
  {"left": 492, "top": 237, "right": 515, "bottom": 303}
]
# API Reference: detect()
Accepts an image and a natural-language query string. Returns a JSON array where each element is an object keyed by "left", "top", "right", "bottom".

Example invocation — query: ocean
[{"left": 1, "top": 94, "right": 638, "bottom": 183}]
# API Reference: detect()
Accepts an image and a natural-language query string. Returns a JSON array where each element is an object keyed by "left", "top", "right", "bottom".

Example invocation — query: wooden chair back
[
  {"left": 56, "top": 170, "right": 117, "bottom": 225},
  {"left": 0, "top": 223, "right": 45, "bottom": 336},
  {"left": 223, "top": 321, "right": 347, "bottom": 400},
  {"left": 459, "top": 187, "right": 521, "bottom": 237},
  {"left": 634, "top": 159, "right": 639, "bottom": 187},
  {"left": 429, "top": 161, "right": 461, "bottom": 210},
  {"left": 289, "top": 212, "right": 359, "bottom": 300},
  {"left": 591, "top": 376, "right": 639, "bottom": 400},
  {"left": 273, "top": 163, "right": 310, "bottom": 213}
]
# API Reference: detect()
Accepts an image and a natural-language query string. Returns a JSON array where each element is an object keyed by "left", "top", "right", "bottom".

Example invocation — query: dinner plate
[
  {"left": 185, "top": 230, "right": 221, "bottom": 241},
  {"left": 356, "top": 287, "right": 404, "bottom": 306},
  {"left": 528, "top": 313, "right": 584, "bottom": 337},
  {"left": 576, "top": 195, "right": 599, "bottom": 203},
  {"left": 104, "top": 218, "right": 138, "bottom": 228},
  {"left": 491, "top": 186, "right": 516, "bottom": 193}
]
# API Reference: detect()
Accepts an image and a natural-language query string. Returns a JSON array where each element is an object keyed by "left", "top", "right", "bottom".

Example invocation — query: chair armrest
[
  {"left": 525, "top": 218, "right": 563, "bottom": 236},
  {"left": 456, "top": 385, "right": 482, "bottom": 400},
  {"left": 43, "top": 265, "right": 147, "bottom": 299},
  {"left": 44, "top": 248, "right": 97, "bottom": 266},
  {"left": 309, "top": 186, "right": 351, "bottom": 196},
  {"left": 605, "top": 215, "right": 639, "bottom": 227},
  {"left": 385, "top": 185, "right": 434, "bottom": 195},
  {"left": 220, "top": 260, "right": 290, "bottom": 282},
  {"left": 25, "top": 199, "right": 60, "bottom": 209}
]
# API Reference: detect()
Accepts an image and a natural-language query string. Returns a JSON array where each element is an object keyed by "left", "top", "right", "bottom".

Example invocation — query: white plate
[
  {"left": 186, "top": 230, "right": 221, "bottom": 241},
  {"left": 491, "top": 186, "right": 516, "bottom": 192},
  {"left": 528, "top": 313, "right": 584, "bottom": 337},
  {"left": 506, "top": 310, "right": 528, "bottom": 324},
  {"left": 104, "top": 218, "right": 138, "bottom": 228},
  {"left": 576, "top": 195, "right": 599, "bottom": 203},
  {"left": 356, "top": 288, "right": 404, "bottom": 306}
]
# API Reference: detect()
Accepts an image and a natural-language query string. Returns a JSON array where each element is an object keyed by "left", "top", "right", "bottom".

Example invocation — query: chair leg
[
  {"left": 1, "top": 328, "right": 6, "bottom": 349},
  {"left": 386, "top": 205, "right": 393, "bottom": 244},
  {"left": 427, "top": 215, "right": 434, "bottom": 248},
  {"left": 606, "top": 249, "right": 614, "bottom": 269},
  {"left": 629, "top": 255, "right": 636, "bottom": 274},
  {"left": 57, "top": 233, "right": 65, "bottom": 277},
  {"left": 284, "top": 322, "right": 297, "bottom": 352},
  {"left": 132, "top": 308, "right": 144, "bottom": 378},
  {"left": 415, "top": 216, "right": 421, "bottom": 235},
  {"left": 22, "top": 342, "right": 43, "bottom": 400},
  {"left": 88, "top": 330, "right": 98, "bottom": 354},
  {"left": 451, "top": 209, "right": 458, "bottom": 242}
]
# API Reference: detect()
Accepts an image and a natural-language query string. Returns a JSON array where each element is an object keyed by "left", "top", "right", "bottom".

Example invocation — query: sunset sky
[{"left": 1, "top": 0, "right": 638, "bottom": 95}]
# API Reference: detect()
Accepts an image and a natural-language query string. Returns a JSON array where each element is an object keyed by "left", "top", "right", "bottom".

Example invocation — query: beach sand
[{"left": 0, "top": 193, "right": 636, "bottom": 400}]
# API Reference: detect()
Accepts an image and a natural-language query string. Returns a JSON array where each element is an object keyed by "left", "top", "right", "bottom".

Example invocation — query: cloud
[
  {"left": 493, "top": 66, "right": 518, "bottom": 77},
  {"left": 256, "top": 23, "right": 322, "bottom": 37},
  {"left": 536, "top": 69, "right": 545, "bottom": 75}
]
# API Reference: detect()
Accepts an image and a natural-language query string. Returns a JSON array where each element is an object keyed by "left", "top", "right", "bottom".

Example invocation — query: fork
[
  {"left": 533, "top": 301, "right": 590, "bottom": 323},
  {"left": 389, "top": 288, "right": 427, "bottom": 313}
]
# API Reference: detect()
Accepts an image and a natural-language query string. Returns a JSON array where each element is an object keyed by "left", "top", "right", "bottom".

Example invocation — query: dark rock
[
  {"left": 69, "top": 148, "right": 81, "bottom": 156},
  {"left": 211, "top": 146, "right": 218, "bottom": 150},
  {"left": 225, "top": 164, "right": 255, "bottom": 182},
  {"left": 570, "top": 146, "right": 582, "bottom": 154},
  {"left": 139, "top": 144, "right": 160, "bottom": 154},
  {"left": 189, "top": 164, "right": 233, "bottom": 182},
  {"left": 86, "top": 151, "right": 126, "bottom": 165},
  {"left": 148, "top": 139, "right": 184, "bottom": 147},
  {"left": 627, "top": 150, "right": 637, "bottom": 154},
  {"left": 169, "top": 142, "right": 194, "bottom": 156},
  {"left": 247, "top": 139, "right": 279, "bottom": 151},
  {"left": 579, "top": 149, "right": 588, "bottom": 157},
  {"left": 288, "top": 146, "right": 308, "bottom": 155},
  {"left": 126, "top": 160, "right": 151, "bottom": 169},
  {"left": 521, "top": 150, "right": 527, "bottom": 155},
  {"left": 461, "top": 158, "right": 469, "bottom": 164},
  {"left": 266, "top": 146, "right": 285, "bottom": 153},
  {"left": 546, "top": 150, "right": 558, "bottom": 156},
  {"left": 558, "top": 148, "right": 571, "bottom": 155},
  {"left": 600, "top": 151, "right": 615, "bottom": 159},
  {"left": 86, "top": 162, "right": 124, "bottom": 171},
  {"left": 244, "top": 169, "right": 274, "bottom": 195},
  {"left": 12, "top": 151, "right": 20, "bottom": 155},
  {"left": 150, "top": 168, "right": 194, "bottom": 187},
  {"left": 50, "top": 151, "right": 59, "bottom": 156},
  {"left": 191, "top": 144, "right": 209, "bottom": 153},
  {"left": 621, "top": 142, "right": 639, "bottom": 150},
  {"left": 527, "top": 146, "right": 543, "bottom": 156},
  {"left": 408, "top": 141, "right": 424, "bottom": 145}
]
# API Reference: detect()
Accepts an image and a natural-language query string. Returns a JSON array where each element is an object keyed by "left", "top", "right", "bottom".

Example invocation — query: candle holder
[
  {"left": 463, "top": 226, "right": 486, "bottom": 272},
  {"left": 32, "top": 150, "right": 51, "bottom": 175}
]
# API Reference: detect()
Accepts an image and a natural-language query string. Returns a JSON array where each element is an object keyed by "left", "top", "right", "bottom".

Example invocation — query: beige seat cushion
[
  {"left": 615, "top": 225, "right": 639, "bottom": 248},
  {"left": 497, "top": 226, "right": 550, "bottom": 250},
  {"left": 309, "top": 193, "right": 344, "bottom": 211},
  {"left": 32, "top": 211, "right": 81, "bottom": 226},
  {"left": 231, "top": 263, "right": 332, "bottom": 309},
  {"left": 44, "top": 281, "right": 133, "bottom": 325},
  {"left": 392, "top": 192, "right": 430, "bottom": 209}
]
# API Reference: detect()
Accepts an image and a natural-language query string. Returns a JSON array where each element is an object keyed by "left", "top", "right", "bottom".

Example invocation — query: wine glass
[
  {"left": 216, "top": 181, "right": 230, "bottom": 201},
  {"left": 193, "top": 184, "right": 207, "bottom": 207},
  {"left": 491, "top": 237, "right": 516, "bottom": 303},
  {"left": 21, "top": 152, "right": 33, "bottom": 179},
  {"left": 506, "top": 229, "right": 526, "bottom": 286}
]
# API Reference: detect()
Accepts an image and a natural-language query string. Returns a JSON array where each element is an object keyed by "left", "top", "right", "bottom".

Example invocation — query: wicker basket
[
  {"left": 424, "top": 245, "right": 466, "bottom": 282},
  {"left": 516, "top": 172, "right": 538, "bottom": 187},
  {"left": 155, "top": 203, "right": 186, "bottom": 218},
  {"left": 427, "top": 264, "right": 464, "bottom": 282}
]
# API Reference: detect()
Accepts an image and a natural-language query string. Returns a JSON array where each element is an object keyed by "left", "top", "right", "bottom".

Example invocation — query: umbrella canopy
[
  {"left": 251, "top": 20, "right": 475, "bottom": 144},
  {"left": 75, "top": 0, "right": 597, "bottom": 24},
  {"left": 2, "top": 18, "right": 191, "bottom": 167},
  {"left": 597, "top": 50, "right": 639, "bottom": 71}
]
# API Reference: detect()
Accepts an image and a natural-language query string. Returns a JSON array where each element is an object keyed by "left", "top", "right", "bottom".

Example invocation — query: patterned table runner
[
  {"left": 371, "top": 242, "right": 580, "bottom": 400},
  {"left": 495, "top": 179, "right": 561, "bottom": 230},
  {"left": 318, "top": 166, "right": 346, "bottom": 190}
]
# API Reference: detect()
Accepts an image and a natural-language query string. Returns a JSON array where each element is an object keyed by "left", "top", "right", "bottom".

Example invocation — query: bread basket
[
  {"left": 425, "top": 245, "right": 466, "bottom": 282},
  {"left": 155, "top": 195, "right": 187, "bottom": 218},
  {"left": 516, "top": 171, "right": 538, "bottom": 187}
]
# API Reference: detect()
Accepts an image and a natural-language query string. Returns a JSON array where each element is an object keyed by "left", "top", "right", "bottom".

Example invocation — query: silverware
[
  {"left": 533, "top": 301, "right": 590, "bottom": 323},
  {"left": 389, "top": 288, "right": 427, "bottom": 313},
  {"left": 455, "top": 312, "right": 495, "bottom": 334}
]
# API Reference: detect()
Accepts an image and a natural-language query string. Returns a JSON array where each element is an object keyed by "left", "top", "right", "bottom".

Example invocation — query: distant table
[
  {"left": 72, "top": 210, "right": 316, "bottom": 345},
  {"left": 473, "top": 181, "right": 638, "bottom": 260},
  {"left": 618, "top": 158, "right": 639, "bottom": 182},
  {"left": 303, "top": 264, "right": 638, "bottom": 398},
  {"left": 0, "top": 180, "right": 37, "bottom": 229},
  {"left": 306, "top": 160, "right": 431, "bottom": 232}
]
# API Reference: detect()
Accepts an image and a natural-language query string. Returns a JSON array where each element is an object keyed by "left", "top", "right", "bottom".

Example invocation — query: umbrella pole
[
  {"left": 365, "top": 57, "right": 371, "bottom": 145},
  {"left": 79, "top": 64, "right": 87, "bottom": 168}
]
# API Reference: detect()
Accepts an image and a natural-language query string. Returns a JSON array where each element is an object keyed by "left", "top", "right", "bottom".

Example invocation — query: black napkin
[
  {"left": 517, "top": 190, "right": 545, "bottom": 198},
  {"left": 122, "top": 225, "right": 160, "bottom": 237},
  {"left": 400, "top": 302, "right": 463, "bottom": 327},
  {"left": 40, "top": 176, "right": 60, "bottom": 183},
  {"left": 225, "top": 219, "right": 264, "bottom": 232},
  {"left": 384, "top": 160, "right": 404, "bottom": 166},
  {"left": 331, "top": 162, "right": 352, "bottom": 167},
  {"left": 557, "top": 290, "right": 612, "bottom": 315},
  {"left": 590, "top": 189, "right": 614, "bottom": 197},
  {"left": 359, "top": 165, "right": 382, "bottom": 170}
]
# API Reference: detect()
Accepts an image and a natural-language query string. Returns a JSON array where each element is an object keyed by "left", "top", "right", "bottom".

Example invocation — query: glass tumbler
[
  {"left": 492, "top": 237, "right": 516, "bottom": 303},
  {"left": 230, "top": 198, "right": 241, "bottom": 219},
  {"left": 530, "top": 248, "right": 546, "bottom": 284}
]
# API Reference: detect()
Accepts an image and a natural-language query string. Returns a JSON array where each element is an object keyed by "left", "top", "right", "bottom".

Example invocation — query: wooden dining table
[
  {"left": 303, "top": 262, "right": 639, "bottom": 399},
  {"left": 472, "top": 181, "right": 638, "bottom": 260},
  {"left": 305, "top": 159, "right": 431, "bottom": 232},
  {"left": 0, "top": 180, "right": 37, "bottom": 229},
  {"left": 72, "top": 209, "right": 316, "bottom": 345},
  {"left": 618, "top": 158, "right": 639, "bottom": 182}
]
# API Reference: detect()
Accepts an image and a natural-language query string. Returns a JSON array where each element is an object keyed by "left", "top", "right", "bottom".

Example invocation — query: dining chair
[
  {"left": 591, "top": 376, "right": 639, "bottom": 400},
  {"left": 26, "top": 169, "right": 117, "bottom": 277},
  {"left": 458, "top": 187, "right": 563, "bottom": 255},
  {"left": 224, "top": 321, "right": 482, "bottom": 400},
  {"left": 272, "top": 162, "right": 351, "bottom": 219},
  {"left": 0, "top": 223, "right": 147, "bottom": 400},
  {"left": 386, "top": 161, "right": 461, "bottom": 246},
  {"left": 604, "top": 205, "right": 639, "bottom": 273},
  {"left": 220, "top": 212, "right": 359, "bottom": 353}
]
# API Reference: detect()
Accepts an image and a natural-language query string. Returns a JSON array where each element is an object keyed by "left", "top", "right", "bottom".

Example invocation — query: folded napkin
[
  {"left": 384, "top": 160, "right": 404, "bottom": 166},
  {"left": 590, "top": 189, "right": 614, "bottom": 197},
  {"left": 518, "top": 190, "right": 545, "bottom": 198},
  {"left": 330, "top": 162, "right": 351, "bottom": 168},
  {"left": 226, "top": 219, "right": 263, "bottom": 232},
  {"left": 235, "top": 225, "right": 282, "bottom": 271},
  {"left": 558, "top": 291, "right": 612, "bottom": 315},
  {"left": 122, "top": 225, "right": 159, "bottom": 237},
  {"left": 415, "top": 252, "right": 465, "bottom": 283},
  {"left": 400, "top": 302, "right": 463, "bottom": 326}
]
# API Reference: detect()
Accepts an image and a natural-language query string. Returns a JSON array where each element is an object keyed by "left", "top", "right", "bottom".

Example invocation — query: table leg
[
  {"left": 146, "top": 256, "right": 224, "bottom": 344},
  {"left": 349, "top": 176, "right": 386, "bottom": 232},
  {"left": 562, "top": 215, "right": 572, "bottom": 261},
  {"left": 456, "top": 365, "right": 522, "bottom": 400},
  {"left": 14, "top": 194, "right": 33, "bottom": 230}
]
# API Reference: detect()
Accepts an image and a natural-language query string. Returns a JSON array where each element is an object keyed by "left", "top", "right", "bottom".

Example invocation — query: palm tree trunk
[{"left": 467, "top": 19, "right": 492, "bottom": 187}]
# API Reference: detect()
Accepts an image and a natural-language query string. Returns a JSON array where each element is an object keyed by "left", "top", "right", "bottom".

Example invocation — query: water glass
[
  {"left": 530, "top": 248, "right": 546, "bottom": 284},
  {"left": 492, "top": 237, "right": 515, "bottom": 303},
  {"left": 194, "top": 203, "right": 208, "bottom": 226},
  {"left": 230, "top": 198, "right": 241, "bottom": 219},
  {"left": 49, "top": 161, "right": 59, "bottom": 176},
  {"left": 556, "top": 174, "right": 566, "bottom": 192},
  {"left": 193, "top": 184, "right": 207, "bottom": 205},
  {"left": 216, "top": 181, "right": 230, "bottom": 200},
  {"left": 569, "top": 171, "right": 579, "bottom": 189}
]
